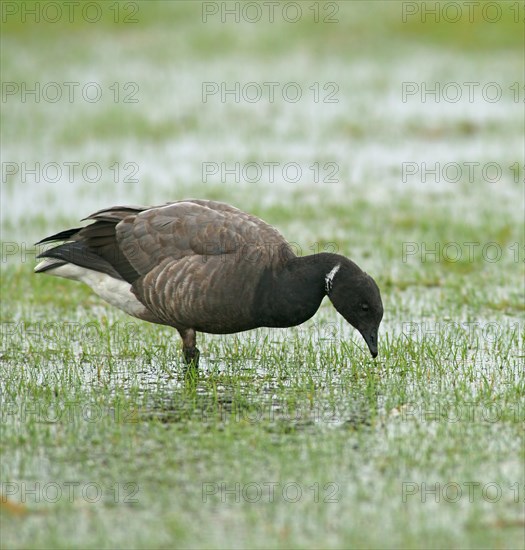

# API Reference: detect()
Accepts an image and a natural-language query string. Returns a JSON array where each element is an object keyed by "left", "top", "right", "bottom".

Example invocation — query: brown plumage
[{"left": 35, "top": 199, "right": 384, "bottom": 366}]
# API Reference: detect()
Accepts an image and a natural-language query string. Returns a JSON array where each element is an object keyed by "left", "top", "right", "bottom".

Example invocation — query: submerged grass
[{"left": 1, "top": 250, "right": 524, "bottom": 548}]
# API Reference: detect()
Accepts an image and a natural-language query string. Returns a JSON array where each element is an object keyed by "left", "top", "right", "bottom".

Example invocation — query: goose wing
[
  {"left": 114, "top": 200, "right": 294, "bottom": 275},
  {"left": 36, "top": 205, "right": 147, "bottom": 283},
  {"left": 38, "top": 200, "right": 294, "bottom": 332},
  {"left": 112, "top": 200, "right": 294, "bottom": 331}
]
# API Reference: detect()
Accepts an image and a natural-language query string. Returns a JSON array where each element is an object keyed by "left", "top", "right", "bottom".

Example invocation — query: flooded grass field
[{"left": 1, "top": 2, "right": 524, "bottom": 548}]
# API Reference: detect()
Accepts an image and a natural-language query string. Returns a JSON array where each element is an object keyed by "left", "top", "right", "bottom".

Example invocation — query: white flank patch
[
  {"left": 324, "top": 263, "right": 341, "bottom": 293},
  {"left": 35, "top": 260, "right": 150, "bottom": 319}
]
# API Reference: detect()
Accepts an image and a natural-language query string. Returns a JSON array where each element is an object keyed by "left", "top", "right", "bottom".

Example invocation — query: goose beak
[{"left": 361, "top": 328, "right": 378, "bottom": 358}]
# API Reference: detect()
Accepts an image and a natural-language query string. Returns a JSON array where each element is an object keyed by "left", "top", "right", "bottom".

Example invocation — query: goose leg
[{"left": 179, "top": 328, "right": 200, "bottom": 367}]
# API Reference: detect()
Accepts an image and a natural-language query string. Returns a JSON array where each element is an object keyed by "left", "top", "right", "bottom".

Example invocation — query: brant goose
[{"left": 35, "top": 200, "right": 383, "bottom": 366}]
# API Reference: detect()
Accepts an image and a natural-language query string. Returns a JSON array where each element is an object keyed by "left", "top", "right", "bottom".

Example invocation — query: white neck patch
[{"left": 324, "top": 263, "right": 341, "bottom": 294}]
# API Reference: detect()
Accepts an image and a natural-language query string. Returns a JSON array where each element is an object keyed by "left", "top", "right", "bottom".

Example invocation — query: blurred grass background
[
  {"left": 2, "top": 1, "right": 522, "bottom": 50},
  {"left": 2, "top": 0, "right": 522, "bottom": 237}
]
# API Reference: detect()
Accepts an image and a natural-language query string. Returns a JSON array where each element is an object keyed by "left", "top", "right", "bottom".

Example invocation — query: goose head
[{"left": 325, "top": 260, "right": 383, "bottom": 358}]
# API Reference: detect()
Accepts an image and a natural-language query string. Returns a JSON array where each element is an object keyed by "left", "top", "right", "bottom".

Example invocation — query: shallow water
[{"left": 2, "top": 47, "right": 522, "bottom": 242}]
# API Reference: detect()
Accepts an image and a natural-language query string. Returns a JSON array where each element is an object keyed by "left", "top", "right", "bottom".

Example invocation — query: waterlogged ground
[{"left": 1, "top": 2, "right": 524, "bottom": 549}]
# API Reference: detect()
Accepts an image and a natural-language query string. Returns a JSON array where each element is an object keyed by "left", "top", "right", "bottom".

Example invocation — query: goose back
[
  {"left": 37, "top": 200, "right": 297, "bottom": 333},
  {"left": 117, "top": 201, "right": 295, "bottom": 332}
]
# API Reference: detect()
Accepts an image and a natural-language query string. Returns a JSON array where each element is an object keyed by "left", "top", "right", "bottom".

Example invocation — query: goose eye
[{"left": 361, "top": 304, "right": 369, "bottom": 311}]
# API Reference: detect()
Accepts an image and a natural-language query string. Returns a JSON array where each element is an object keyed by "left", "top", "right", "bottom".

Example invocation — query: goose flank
[{"left": 35, "top": 199, "right": 384, "bottom": 366}]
